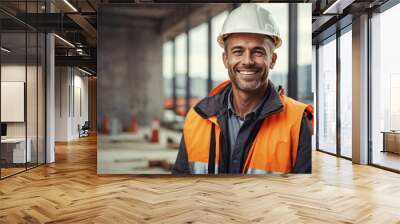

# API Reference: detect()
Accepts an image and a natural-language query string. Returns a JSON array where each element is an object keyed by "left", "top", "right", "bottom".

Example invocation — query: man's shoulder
[
  {"left": 280, "top": 96, "right": 313, "bottom": 120},
  {"left": 190, "top": 83, "right": 231, "bottom": 119},
  {"left": 183, "top": 106, "right": 216, "bottom": 136},
  {"left": 281, "top": 96, "right": 307, "bottom": 107},
  {"left": 184, "top": 106, "right": 212, "bottom": 126},
  {"left": 185, "top": 106, "right": 204, "bottom": 121}
]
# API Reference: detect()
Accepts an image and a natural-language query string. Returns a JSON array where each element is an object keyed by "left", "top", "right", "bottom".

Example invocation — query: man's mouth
[
  {"left": 238, "top": 71, "right": 256, "bottom": 75},
  {"left": 236, "top": 68, "right": 260, "bottom": 80},
  {"left": 236, "top": 69, "right": 260, "bottom": 82},
  {"left": 237, "top": 69, "right": 258, "bottom": 75}
]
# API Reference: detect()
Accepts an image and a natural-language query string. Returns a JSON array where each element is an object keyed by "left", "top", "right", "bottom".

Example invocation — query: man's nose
[{"left": 242, "top": 51, "right": 255, "bottom": 66}]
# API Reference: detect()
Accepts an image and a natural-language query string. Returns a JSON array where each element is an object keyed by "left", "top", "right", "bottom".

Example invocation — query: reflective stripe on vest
[
  {"left": 184, "top": 91, "right": 313, "bottom": 174},
  {"left": 189, "top": 162, "right": 219, "bottom": 174},
  {"left": 246, "top": 168, "right": 285, "bottom": 175}
]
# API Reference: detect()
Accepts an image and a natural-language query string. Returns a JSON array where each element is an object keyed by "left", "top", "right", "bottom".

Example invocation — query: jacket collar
[{"left": 194, "top": 80, "right": 284, "bottom": 120}]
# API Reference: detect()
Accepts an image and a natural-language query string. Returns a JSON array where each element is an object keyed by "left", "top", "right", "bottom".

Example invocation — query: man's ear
[
  {"left": 223, "top": 52, "right": 228, "bottom": 68},
  {"left": 270, "top": 53, "right": 277, "bottom": 69}
]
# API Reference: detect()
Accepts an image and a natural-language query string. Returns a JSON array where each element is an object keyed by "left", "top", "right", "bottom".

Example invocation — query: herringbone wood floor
[{"left": 1, "top": 135, "right": 400, "bottom": 223}]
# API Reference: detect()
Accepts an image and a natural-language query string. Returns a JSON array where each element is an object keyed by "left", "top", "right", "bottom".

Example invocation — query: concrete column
[
  {"left": 97, "top": 5, "right": 163, "bottom": 127},
  {"left": 46, "top": 0, "right": 55, "bottom": 163},
  {"left": 46, "top": 33, "right": 55, "bottom": 163},
  {"left": 352, "top": 14, "right": 369, "bottom": 164}
]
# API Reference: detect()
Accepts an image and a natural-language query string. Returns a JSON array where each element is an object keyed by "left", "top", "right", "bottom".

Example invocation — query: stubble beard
[{"left": 229, "top": 67, "right": 269, "bottom": 93}]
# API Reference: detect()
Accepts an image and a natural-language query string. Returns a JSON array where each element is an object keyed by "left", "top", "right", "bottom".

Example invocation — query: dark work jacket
[{"left": 172, "top": 81, "right": 312, "bottom": 174}]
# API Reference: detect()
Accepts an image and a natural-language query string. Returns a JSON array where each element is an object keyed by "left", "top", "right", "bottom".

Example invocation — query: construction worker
[{"left": 172, "top": 4, "right": 313, "bottom": 174}]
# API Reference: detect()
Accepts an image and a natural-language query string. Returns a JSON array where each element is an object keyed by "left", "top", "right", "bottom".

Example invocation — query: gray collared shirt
[{"left": 227, "top": 89, "right": 266, "bottom": 158}]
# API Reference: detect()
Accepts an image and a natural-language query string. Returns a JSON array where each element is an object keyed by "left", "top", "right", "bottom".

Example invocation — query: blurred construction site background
[{"left": 97, "top": 3, "right": 312, "bottom": 174}]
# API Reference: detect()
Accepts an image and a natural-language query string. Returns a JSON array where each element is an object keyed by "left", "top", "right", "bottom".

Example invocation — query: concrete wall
[
  {"left": 55, "top": 67, "right": 89, "bottom": 141},
  {"left": 97, "top": 5, "right": 164, "bottom": 128}
]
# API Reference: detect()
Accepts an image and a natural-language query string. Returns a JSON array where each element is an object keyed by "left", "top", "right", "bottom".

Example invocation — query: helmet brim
[{"left": 217, "top": 32, "right": 282, "bottom": 49}]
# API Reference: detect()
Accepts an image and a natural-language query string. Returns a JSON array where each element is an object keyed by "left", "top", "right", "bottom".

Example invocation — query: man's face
[{"left": 223, "top": 33, "right": 277, "bottom": 92}]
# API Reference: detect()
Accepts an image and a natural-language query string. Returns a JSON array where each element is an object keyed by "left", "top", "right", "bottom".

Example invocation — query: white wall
[
  {"left": 1, "top": 65, "right": 36, "bottom": 137},
  {"left": 55, "top": 67, "right": 89, "bottom": 141},
  {"left": 1, "top": 63, "right": 46, "bottom": 164},
  {"left": 55, "top": 67, "right": 69, "bottom": 141},
  {"left": 71, "top": 73, "right": 89, "bottom": 138}
]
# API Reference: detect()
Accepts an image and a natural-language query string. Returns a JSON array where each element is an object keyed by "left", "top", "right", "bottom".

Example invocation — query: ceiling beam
[
  {"left": 322, "top": 0, "right": 356, "bottom": 14},
  {"left": 55, "top": 55, "right": 96, "bottom": 69},
  {"left": 312, "top": 15, "right": 335, "bottom": 33},
  {"left": 67, "top": 13, "right": 97, "bottom": 45},
  {"left": 10, "top": 13, "right": 83, "bottom": 32},
  {"left": 160, "top": 3, "right": 232, "bottom": 40}
]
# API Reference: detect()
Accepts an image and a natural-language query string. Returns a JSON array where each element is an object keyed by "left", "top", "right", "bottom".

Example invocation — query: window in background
[
  {"left": 371, "top": 3, "right": 400, "bottom": 171},
  {"left": 211, "top": 11, "right": 228, "bottom": 87},
  {"left": 317, "top": 36, "right": 337, "bottom": 155},
  {"left": 189, "top": 23, "right": 208, "bottom": 101},
  {"left": 162, "top": 41, "right": 173, "bottom": 109},
  {"left": 258, "top": 3, "right": 289, "bottom": 90},
  {"left": 297, "top": 4, "right": 312, "bottom": 104},
  {"left": 339, "top": 28, "right": 352, "bottom": 158},
  {"left": 174, "top": 33, "right": 187, "bottom": 116},
  {"left": 312, "top": 45, "right": 317, "bottom": 151}
]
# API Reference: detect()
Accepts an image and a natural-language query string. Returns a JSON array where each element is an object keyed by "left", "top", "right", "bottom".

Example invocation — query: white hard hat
[{"left": 217, "top": 4, "right": 282, "bottom": 49}]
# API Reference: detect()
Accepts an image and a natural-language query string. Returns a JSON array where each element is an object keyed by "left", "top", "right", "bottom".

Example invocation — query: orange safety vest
[{"left": 183, "top": 81, "right": 313, "bottom": 174}]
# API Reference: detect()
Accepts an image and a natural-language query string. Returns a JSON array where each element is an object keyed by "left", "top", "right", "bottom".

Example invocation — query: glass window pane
[
  {"left": 1, "top": 29, "right": 28, "bottom": 177},
  {"left": 297, "top": 4, "right": 313, "bottom": 104},
  {"left": 27, "top": 31, "right": 38, "bottom": 169},
  {"left": 312, "top": 45, "right": 317, "bottom": 151},
  {"left": 258, "top": 3, "right": 289, "bottom": 89},
  {"left": 318, "top": 37, "right": 337, "bottom": 154},
  {"left": 189, "top": 23, "right": 208, "bottom": 101},
  {"left": 1, "top": 1, "right": 47, "bottom": 178},
  {"left": 26, "top": 0, "right": 39, "bottom": 168},
  {"left": 163, "top": 41, "right": 173, "bottom": 111},
  {"left": 340, "top": 29, "right": 352, "bottom": 158},
  {"left": 174, "top": 33, "right": 187, "bottom": 116},
  {"left": 211, "top": 11, "right": 228, "bottom": 87},
  {"left": 371, "top": 4, "right": 400, "bottom": 171}
]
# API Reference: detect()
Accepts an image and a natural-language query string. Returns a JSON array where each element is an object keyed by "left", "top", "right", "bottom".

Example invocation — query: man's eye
[
  {"left": 254, "top": 51, "right": 265, "bottom": 56},
  {"left": 233, "top": 50, "right": 242, "bottom": 55}
]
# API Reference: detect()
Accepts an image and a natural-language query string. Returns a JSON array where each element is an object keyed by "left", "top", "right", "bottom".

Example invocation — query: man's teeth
[{"left": 238, "top": 71, "right": 256, "bottom": 75}]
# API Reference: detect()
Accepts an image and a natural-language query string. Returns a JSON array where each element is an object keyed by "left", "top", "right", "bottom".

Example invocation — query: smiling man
[{"left": 172, "top": 4, "right": 313, "bottom": 174}]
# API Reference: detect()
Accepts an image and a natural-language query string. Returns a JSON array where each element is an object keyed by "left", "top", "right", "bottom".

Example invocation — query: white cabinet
[{"left": 1, "top": 138, "right": 32, "bottom": 163}]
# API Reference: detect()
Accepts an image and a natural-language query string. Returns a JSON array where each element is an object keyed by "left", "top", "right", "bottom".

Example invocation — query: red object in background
[
  {"left": 127, "top": 115, "right": 138, "bottom": 133},
  {"left": 164, "top": 97, "right": 200, "bottom": 116},
  {"left": 102, "top": 115, "right": 110, "bottom": 134},
  {"left": 150, "top": 117, "right": 160, "bottom": 143}
]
